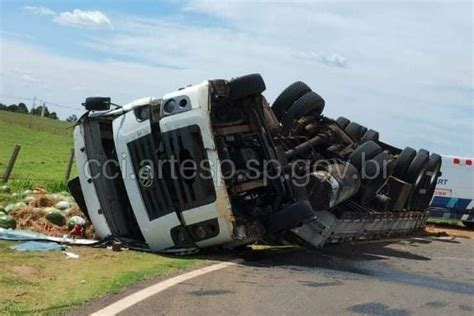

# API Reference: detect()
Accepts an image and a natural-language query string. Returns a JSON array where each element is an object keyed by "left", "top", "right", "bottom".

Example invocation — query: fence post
[
  {"left": 2, "top": 144, "right": 21, "bottom": 183},
  {"left": 64, "top": 148, "right": 75, "bottom": 181}
]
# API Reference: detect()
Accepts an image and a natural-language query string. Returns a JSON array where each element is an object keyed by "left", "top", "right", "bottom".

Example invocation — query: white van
[{"left": 429, "top": 155, "right": 474, "bottom": 227}]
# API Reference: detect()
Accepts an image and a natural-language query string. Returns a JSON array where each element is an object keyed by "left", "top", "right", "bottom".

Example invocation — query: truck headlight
[
  {"left": 161, "top": 96, "right": 192, "bottom": 117},
  {"left": 163, "top": 99, "right": 176, "bottom": 113}
]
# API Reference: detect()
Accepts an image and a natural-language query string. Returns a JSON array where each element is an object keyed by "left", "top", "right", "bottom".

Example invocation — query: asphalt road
[{"left": 87, "top": 236, "right": 474, "bottom": 316}]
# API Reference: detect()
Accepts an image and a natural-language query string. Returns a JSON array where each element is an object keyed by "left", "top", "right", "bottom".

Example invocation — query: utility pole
[
  {"left": 29, "top": 97, "right": 36, "bottom": 127},
  {"left": 40, "top": 102, "right": 46, "bottom": 117}
]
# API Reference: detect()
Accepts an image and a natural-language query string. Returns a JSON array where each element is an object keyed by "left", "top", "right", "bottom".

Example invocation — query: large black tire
[
  {"left": 228, "top": 74, "right": 266, "bottom": 100},
  {"left": 264, "top": 200, "right": 315, "bottom": 234},
  {"left": 348, "top": 140, "right": 383, "bottom": 171},
  {"left": 392, "top": 147, "right": 416, "bottom": 179},
  {"left": 409, "top": 153, "right": 442, "bottom": 210},
  {"left": 425, "top": 153, "right": 442, "bottom": 186},
  {"left": 345, "top": 122, "right": 368, "bottom": 141},
  {"left": 283, "top": 91, "right": 325, "bottom": 130},
  {"left": 404, "top": 150, "right": 430, "bottom": 184},
  {"left": 272, "top": 81, "right": 311, "bottom": 120},
  {"left": 361, "top": 129, "right": 379, "bottom": 143},
  {"left": 358, "top": 152, "right": 395, "bottom": 204},
  {"left": 410, "top": 177, "right": 436, "bottom": 210},
  {"left": 336, "top": 116, "right": 350, "bottom": 129}
]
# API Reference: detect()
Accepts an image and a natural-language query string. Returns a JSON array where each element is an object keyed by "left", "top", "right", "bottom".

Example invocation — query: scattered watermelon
[
  {"left": 1, "top": 185, "right": 10, "bottom": 193},
  {"left": 23, "top": 196, "right": 35, "bottom": 205},
  {"left": 5, "top": 204, "right": 15, "bottom": 214},
  {"left": 0, "top": 208, "right": 6, "bottom": 215},
  {"left": 45, "top": 211, "right": 66, "bottom": 226},
  {"left": 68, "top": 216, "right": 86, "bottom": 230},
  {"left": 55, "top": 201, "right": 70, "bottom": 211},
  {"left": 0, "top": 215, "right": 17, "bottom": 229},
  {"left": 15, "top": 202, "right": 27, "bottom": 210}
]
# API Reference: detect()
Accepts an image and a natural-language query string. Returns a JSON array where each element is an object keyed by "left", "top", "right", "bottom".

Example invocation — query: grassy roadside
[
  {"left": 0, "top": 121, "right": 76, "bottom": 182},
  {"left": 0, "top": 241, "right": 201, "bottom": 315},
  {"left": 426, "top": 217, "right": 464, "bottom": 227},
  {"left": 0, "top": 111, "right": 76, "bottom": 201}
]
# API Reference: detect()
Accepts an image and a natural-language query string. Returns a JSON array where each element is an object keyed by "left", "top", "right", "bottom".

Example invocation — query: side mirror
[{"left": 83, "top": 97, "right": 111, "bottom": 111}]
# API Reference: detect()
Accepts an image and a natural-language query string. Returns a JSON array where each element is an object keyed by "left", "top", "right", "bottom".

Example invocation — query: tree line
[{"left": 0, "top": 102, "right": 77, "bottom": 122}]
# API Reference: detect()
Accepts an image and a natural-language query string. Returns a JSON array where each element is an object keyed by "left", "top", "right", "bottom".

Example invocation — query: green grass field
[
  {"left": 0, "top": 240, "right": 201, "bottom": 314},
  {"left": 0, "top": 111, "right": 75, "bottom": 195}
]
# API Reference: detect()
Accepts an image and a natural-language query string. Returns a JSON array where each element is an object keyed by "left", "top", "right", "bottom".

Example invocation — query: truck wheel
[
  {"left": 264, "top": 200, "right": 315, "bottom": 234},
  {"left": 404, "top": 150, "right": 429, "bottom": 184},
  {"left": 361, "top": 129, "right": 379, "bottom": 143},
  {"left": 392, "top": 147, "right": 416, "bottom": 179},
  {"left": 410, "top": 178, "right": 435, "bottom": 210},
  {"left": 345, "top": 122, "right": 368, "bottom": 141},
  {"left": 272, "top": 81, "right": 311, "bottom": 120},
  {"left": 229, "top": 74, "right": 266, "bottom": 100},
  {"left": 336, "top": 116, "right": 350, "bottom": 129},
  {"left": 348, "top": 140, "right": 383, "bottom": 171},
  {"left": 408, "top": 153, "right": 442, "bottom": 210},
  {"left": 425, "top": 153, "right": 442, "bottom": 187},
  {"left": 358, "top": 152, "right": 395, "bottom": 204},
  {"left": 283, "top": 91, "right": 325, "bottom": 131}
]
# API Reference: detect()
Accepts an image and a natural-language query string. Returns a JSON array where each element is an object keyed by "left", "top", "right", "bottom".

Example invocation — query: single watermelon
[
  {"left": 68, "top": 216, "right": 86, "bottom": 230},
  {"left": 55, "top": 201, "right": 70, "bottom": 211},
  {"left": 23, "top": 196, "right": 35, "bottom": 205},
  {"left": 1, "top": 185, "right": 10, "bottom": 193},
  {"left": 5, "top": 204, "right": 15, "bottom": 214},
  {"left": 46, "top": 211, "right": 66, "bottom": 226},
  {"left": 15, "top": 202, "right": 27, "bottom": 210},
  {"left": 0, "top": 215, "right": 16, "bottom": 229}
]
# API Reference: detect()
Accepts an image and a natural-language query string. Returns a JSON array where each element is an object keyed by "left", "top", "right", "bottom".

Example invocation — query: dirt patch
[
  {"left": 10, "top": 265, "right": 36, "bottom": 277},
  {"left": 425, "top": 224, "right": 474, "bottom": 239}
]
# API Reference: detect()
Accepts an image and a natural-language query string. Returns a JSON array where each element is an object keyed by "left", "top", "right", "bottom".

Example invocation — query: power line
[
  {"left": 0, "top": 94, "right": 35, "bottom": 101},
  {"left": 0, "top": 94, "right": 78, "bottom": 110}
]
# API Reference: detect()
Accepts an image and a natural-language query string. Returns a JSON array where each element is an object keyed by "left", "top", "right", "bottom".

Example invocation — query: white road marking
[{"left": 91, "top": 261, "right": 237, "bottom": 316}]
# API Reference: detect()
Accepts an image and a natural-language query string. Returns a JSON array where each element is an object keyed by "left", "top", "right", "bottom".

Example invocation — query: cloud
[
  {"left": 54, "top": 9, "right": 112, "bottom": 29},
  {"left": 23, "top": 6, "right": 55, "bottom": 16},
  {"left": 294, "top": 51, "right": 349, "bottom": 68},
  {"left": 3, "top": 2, "right": 473, "bottom": 155}
]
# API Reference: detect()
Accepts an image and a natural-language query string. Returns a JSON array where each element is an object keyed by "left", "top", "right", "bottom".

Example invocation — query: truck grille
[{"left": 128, "top": 125, "right": 216, "bottom": 221}]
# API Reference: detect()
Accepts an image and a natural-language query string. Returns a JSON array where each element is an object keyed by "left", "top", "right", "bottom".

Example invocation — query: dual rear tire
[{"left": 271, "top": 81, "right": 325, "bottom": 131}]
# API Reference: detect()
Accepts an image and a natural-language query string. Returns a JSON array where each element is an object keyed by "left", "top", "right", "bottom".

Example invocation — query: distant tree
[
  {"left": 17, "top": 102, "right": 29, "bottom": 114},
  {"left": 49, "top": 112, "right": 58, "bottom": 120},
  {"left": 0, "top": 103, "right": 7, "bottom": 111},
  {"left": 8, "top": 104, "right": 18, "bottom": 112},
  {"left": 66, "top": 114, "right": 78, "bottom": 122},
  {"left": 31, "top": 105, "right": 50, "bottom": 117}
]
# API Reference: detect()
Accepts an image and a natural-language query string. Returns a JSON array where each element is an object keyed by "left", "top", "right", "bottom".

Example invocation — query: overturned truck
[{"left": 68, "top": 74, "right": 442, "bottom": 252}]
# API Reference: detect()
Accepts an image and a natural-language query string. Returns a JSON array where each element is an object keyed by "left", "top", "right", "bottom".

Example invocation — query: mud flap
[
  {"left": 291, "top": 211, "right": 337, "bottom": 247},
  {"left": 264, "top": 200, "right": 315, "bottom": 234}
]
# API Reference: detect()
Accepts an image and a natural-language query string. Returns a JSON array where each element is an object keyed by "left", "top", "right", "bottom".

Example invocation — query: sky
[{"left": 0, "top": 0, "right": 472, "bottom": 156}]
